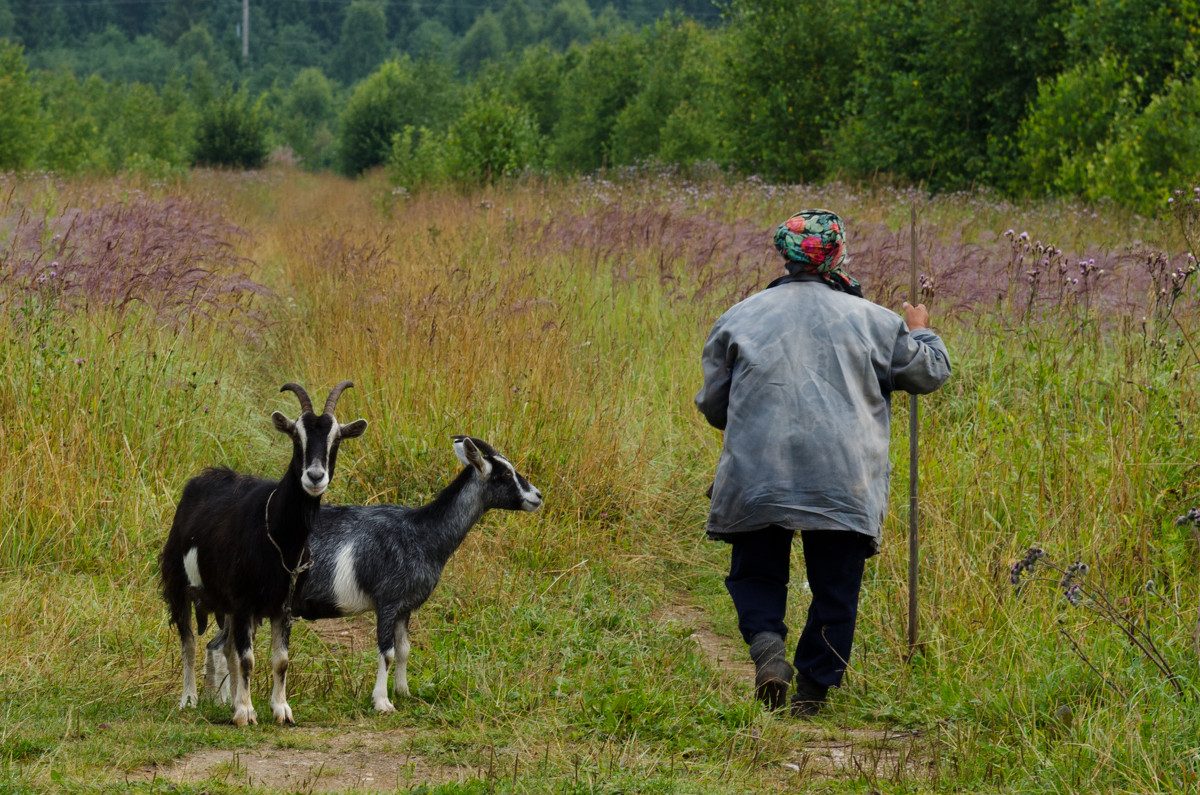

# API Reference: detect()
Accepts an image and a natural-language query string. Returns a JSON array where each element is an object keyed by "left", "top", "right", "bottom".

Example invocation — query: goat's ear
[
  {"left": 339, "top": 419, "right": 369, "bottom": 439},
  {"left": 453, "top": 436, "right": 490, "bottom": 475},
  {"left": 271, "top": 411, "right": 295, "bottom": 434}
]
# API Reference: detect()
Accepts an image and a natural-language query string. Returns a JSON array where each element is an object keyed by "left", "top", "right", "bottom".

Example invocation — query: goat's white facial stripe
[
  {"left": 295, "top": 419, "right": 308, "bottom": 454},
  {"left": 332, "top": 544, "right": 374, "bottom": 614},
  {"left": 183, "top": 548, "right": 203, "bottom": 589},
  {"left": 497, "top": 458, "right": 520, "bottom": 487},
  {"left": 496, "top": 457, "right": 542, "bottom": 508},
  {"left": 326, "top": 420, "right": 340, "bottom": 455}
]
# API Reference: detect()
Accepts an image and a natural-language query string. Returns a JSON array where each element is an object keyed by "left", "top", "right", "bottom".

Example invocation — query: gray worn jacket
[{"left": 694, "top": 279, "right": 951, "bottom": 553}]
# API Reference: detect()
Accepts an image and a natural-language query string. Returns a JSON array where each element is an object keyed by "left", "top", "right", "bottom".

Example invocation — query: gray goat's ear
[
  {"left": 339, "top": 419, "right": 369, "bottom": 439},
  {"left": 453, "top": 436, "right": 489, "bottom": 474},
  {"left": 271, "top": 411, "right": 295, "bottom": 434}
]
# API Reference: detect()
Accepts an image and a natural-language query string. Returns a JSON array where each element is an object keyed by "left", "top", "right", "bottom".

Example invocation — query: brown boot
[{"left": 749, "top": 632, "right": 793, "bottom": 711}]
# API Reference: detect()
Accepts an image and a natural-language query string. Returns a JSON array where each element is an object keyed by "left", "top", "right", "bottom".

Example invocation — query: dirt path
[
  {"left": 135, "top": 611, "right": 934, "bottom": 791},
  {"left": 134, "top": 725, "right": 472, "bottom": 792},
  {"left": 660, "top": 603, "right": 934, "bottom": 784},
  {"left": 134, "top": 618, "right": 476, "bottom": 792}
]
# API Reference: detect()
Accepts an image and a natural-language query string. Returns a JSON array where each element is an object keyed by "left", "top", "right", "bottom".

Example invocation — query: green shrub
[
  {"left": 192, "top": 86, "right": 269, "bottom": 169},
  {"left": 490, "top": 44, "right": 564, "bottom": 139},
  {"left": 36, "top": 69, "right": 105, "bottom": 173},
  {"left": 1084, "top": 75, "right": 1200, "bottom": 212},
  {"left": 1017, "top": 56, "right": 1200, "bottom": 213},
  {"left": 0, "top": 41, "right": 41, "bottom": 171},
  {"left": 608, "top": 18, "right": 728, "bottom": 168},
  {"left": 389, "top": 95, "right": 542, "bottom": 188},
  {"left": 337, "top": 56, "right": 460, "bottom": 176},
  {"left": 277, "top": 67, "right": 337, "bottom": 169},
  {"left": 388, "top": 124, "right": 450, "bottom": 188},
  {"left": 830, "top": 0, "right": 1065, "bottom": 189},
  {"left": 445, "top": 93, "right": 543, "bottom": 183},
  {"left": 722, "top": 0, "right": 860, "bottom": 182},
  {"left": 1015, "top": 56, "right": 1136, "bottom": 197},
  {"left": 547, "top": 33, "right": 643, "bottom": 172}
]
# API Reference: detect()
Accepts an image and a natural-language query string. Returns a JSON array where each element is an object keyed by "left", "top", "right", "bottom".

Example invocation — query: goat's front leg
[
  {"left": 228, "top": 615, "right": 257, "bottom": 726},
  {"left": 204, "top": 625, "right": 230, "bottom": 704},
  {"left": 269, "top": 616, "right": 294, "bottom": 724},
  {"left": 372, "top": 608, "right": 400, "bottom": 712}
]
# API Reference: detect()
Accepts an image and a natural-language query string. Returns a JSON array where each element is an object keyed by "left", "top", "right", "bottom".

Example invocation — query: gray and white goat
[
  {"left": 159, "top": 381, "right": 368, "bottom": 726},
  {"left": 206, "top": 435, "right": 542, "bottom": 712}
]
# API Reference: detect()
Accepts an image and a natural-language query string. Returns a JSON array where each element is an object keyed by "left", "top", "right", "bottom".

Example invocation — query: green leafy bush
[
  {"left": 0, "top": 41, "right": 41, "bottom": 171},
  {"left": 832, "top": 0, "right": 1065, "bottom": 189},
  {"left": 1015, "top": 56, "right": 1137, "bottom": 197},
  {"left": 722, "top": 0, "right": 859, "bottom": 182},
  {"left": 1017, "top": 55, "right": 1200, "bottom": 212},
  {"left": 276, "top": 67, "right": 337, "bottom": 169},
  {"left": 192, "top": 86, "right": 269, "bottom": 169},
  {"left": 547, "top": 33, "right": 643, "bottom": 172},
  {"left": 444, "top": 93, "right": 543, "bottom": 183},
  {"left": 388, "top": 124, "right": 450, "bottom": 188},
  {"left": 1084, "top": 75, "right": 1200, "bottom": 212},
  {"left": 337, "top": 56, "right": 460, "bottom": 176},
  {"left": 608, "top": 18, "right": 728, "bottom": 167}
]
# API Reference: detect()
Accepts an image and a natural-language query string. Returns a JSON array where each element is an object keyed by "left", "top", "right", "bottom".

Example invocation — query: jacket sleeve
[
  {"left": 695, "top": 321, "right": 735, "bottom": 430},
  {"left": 890, "top": 327, "right": 952, "bottom": 395}
]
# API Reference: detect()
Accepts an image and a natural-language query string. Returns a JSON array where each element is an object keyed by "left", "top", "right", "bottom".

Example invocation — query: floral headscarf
[{"left": 772, "top": 209, "right": 862, "bottom": 296}]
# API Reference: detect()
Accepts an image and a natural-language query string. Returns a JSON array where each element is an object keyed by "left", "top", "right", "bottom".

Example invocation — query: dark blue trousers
[{"left": 725, "top": 527, "right": 870, "bottom": 690}]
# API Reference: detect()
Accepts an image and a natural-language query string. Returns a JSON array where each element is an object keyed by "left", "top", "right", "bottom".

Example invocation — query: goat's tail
[{"left": 158, "top": 544, "right": 193, "bottom": 637}]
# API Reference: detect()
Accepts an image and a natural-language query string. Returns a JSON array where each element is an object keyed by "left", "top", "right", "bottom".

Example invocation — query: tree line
[{"left": 1, "top": 0, "right": 1198, "bottom": 212}]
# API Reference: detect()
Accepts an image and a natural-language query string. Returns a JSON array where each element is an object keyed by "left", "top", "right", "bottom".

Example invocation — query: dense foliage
[{"left": 0, "top": 0, "right": 1198, "bottom": 209}]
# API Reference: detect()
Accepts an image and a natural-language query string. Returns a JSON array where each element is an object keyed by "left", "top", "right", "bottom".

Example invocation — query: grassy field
[{"left": 1, "top": 168, "right": 1198, "bottom": 794}]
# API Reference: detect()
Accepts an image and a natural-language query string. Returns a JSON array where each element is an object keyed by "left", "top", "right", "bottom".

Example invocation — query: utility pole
[{"left": 242, "top": 0, "right": 250, "bottom": 62}]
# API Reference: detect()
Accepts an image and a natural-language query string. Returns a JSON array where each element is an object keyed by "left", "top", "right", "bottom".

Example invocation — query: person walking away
[{"left": 694, "top": 209, "right": 951, "bottom": 716}]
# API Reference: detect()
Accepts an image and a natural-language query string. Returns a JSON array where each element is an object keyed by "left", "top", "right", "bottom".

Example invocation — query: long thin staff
[{"left": 907, "top": 204, "right": 920, "bottom": 656}]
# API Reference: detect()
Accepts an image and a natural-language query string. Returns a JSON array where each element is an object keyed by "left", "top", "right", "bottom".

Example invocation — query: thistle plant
[
  {"left": 1002, "top": 229, "right": 1105, "bottom": 325},
  {"left": 1010, "top": 546, "right": 1184, "bottom": 698},
  {"left": 1147, "top": 186, "right": 1199, "bottom": 321}
]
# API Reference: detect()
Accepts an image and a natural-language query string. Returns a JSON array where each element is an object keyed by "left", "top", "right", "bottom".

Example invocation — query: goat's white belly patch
[
  {"left": 332, "top": 544, "right": 374, "bottom": 614},
  {"left": 183, "top": 548, "right": 203, "bottom": 589}
]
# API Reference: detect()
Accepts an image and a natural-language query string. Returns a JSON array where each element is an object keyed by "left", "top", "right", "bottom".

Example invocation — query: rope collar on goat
[{"left": 264, "top": 488, "right": 313, "bottom": 630}]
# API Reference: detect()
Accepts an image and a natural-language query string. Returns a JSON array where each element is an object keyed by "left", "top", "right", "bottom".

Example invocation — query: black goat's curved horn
[
  {"left": 280, "top": 382, "right": 314, "bottom": 414},
  {"left": 323, "top": 380, "right": 355, "bottom": 416}
]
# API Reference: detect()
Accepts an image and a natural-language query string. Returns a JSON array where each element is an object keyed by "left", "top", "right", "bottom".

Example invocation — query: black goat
[
  {"left": 206, "top": 436, "right": 541, "bottom": 712},
  {"left": 159, "top": 381, "right": 368, "bottom": 726}
]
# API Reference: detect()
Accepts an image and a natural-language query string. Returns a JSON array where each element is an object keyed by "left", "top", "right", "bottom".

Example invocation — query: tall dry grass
[{"left": 1, "top": 167, "right": 1198, "bottom": 793}]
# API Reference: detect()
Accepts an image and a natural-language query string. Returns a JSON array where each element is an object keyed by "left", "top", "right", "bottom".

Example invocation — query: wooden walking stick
[{"left": 907, "top": 203, "right": 921, "bottom": 657}]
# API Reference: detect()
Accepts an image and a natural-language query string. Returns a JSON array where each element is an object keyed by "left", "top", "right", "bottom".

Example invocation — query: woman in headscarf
[{"left": 694, "top": 209, "right": 951, "bottom": 716}]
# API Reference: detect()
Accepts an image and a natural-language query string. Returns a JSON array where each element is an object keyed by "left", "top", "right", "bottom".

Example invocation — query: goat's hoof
[
  {"left": 373, "top": 697, "right": 396, "bottom": 713},
  {"left": 178, "top": 693, "right": 198, "bottom": 709},
  {"left": 232, "top": 706, "right": 257, "bottom": 727},
  {"left": 273, "top": 703, "right": 294, "bottom": 724}
]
